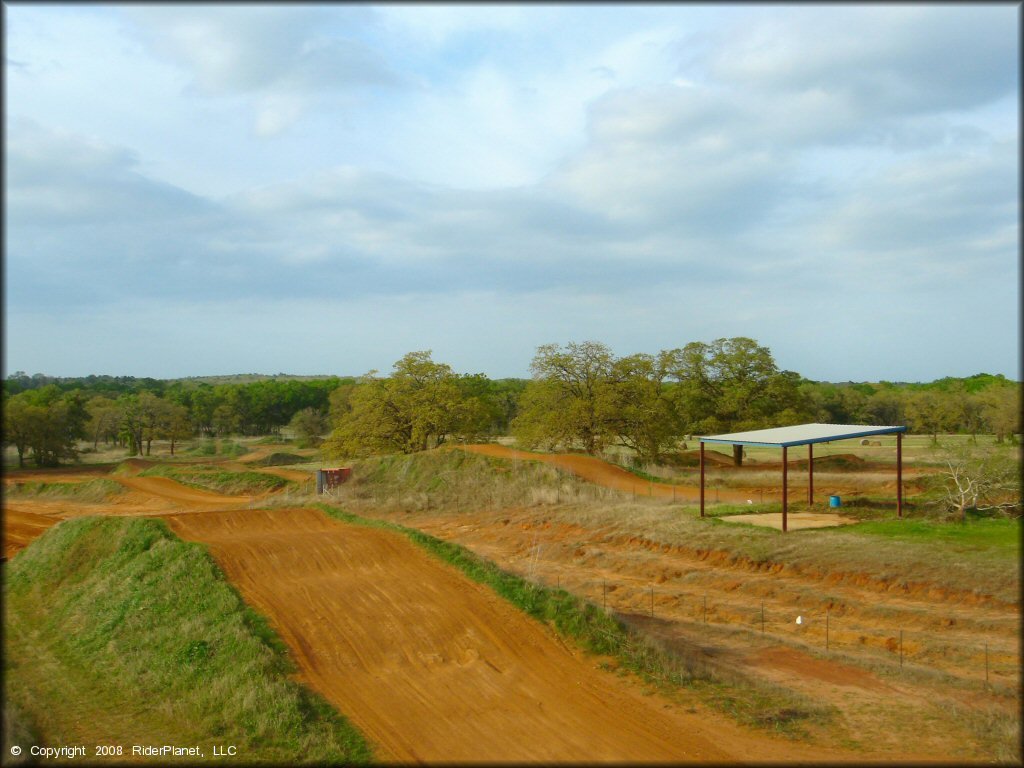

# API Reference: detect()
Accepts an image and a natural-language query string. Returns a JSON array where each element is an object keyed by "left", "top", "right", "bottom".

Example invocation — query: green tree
[
  {"left": 289, "top": 407, "right": 328, "bottom": 448},
  {"left": 5, "top": 387, "right": 88, "bottom": 466},
  {"left": 608, "top": 352, "right": 679, "bottom": 462},
  {"left": 980, "top": 386, "right": 1021, "bottom": 444},
  {"left": 4, "top": 394, "right": 39, "bottom": 467},
  {"left": 86, "top": 395, "right": 121, "bottom": 450},
  {"left": 667, "top": 338, "right": 808, "bottom": 465},
  {"left": 862, "top": 388, "right": 905, "bottom": 426},
  {"left": 512, "top": 342, "right": 618, "bottom": 455},
  {"left": 904, "top": 390, "right": 954, "bottom": 445},
  {"left": 116, "top": 392, "right": 164, "bottom": 456},
  {"left": 324, "top": 351, "right": 478, "bottom": 457},
  {"left": 160, "top": 402, "right": 193, "bottom": 456}
]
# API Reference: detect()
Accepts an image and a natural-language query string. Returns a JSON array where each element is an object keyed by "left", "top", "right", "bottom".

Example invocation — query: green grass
[
  {"left": 4, "top": 478, "right": 125, "bottom": 502},
  {"left": 3, "top": 516, "right": 373, "bottom": 763},
  {"left": 841, "top": 517, "right": 1021, "bottom": 551},
  {"left": 316, "top": 502, "right": 833, "bottom": 738},
  {"left": 137, "top": 464, "right": 290, "bottom": 495}
]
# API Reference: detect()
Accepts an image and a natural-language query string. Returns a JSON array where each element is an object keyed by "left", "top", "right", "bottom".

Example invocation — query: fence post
[
  {"left": 826, "top": 609, "right": 829, "bottom": 650},
  {"left": 603, "top": 580, "right": 606, "bottom": 611},
  {"left": 650, "top": 585, "right": 654, "bottom": 617},
  {"left": 899, "top": 630, "right": 903, "bottom": 670},
  {"left": 703, "top": 594, "right": 707, "bottom": 625},
  {"left": 761, "top": 600, "right": 765, "bottom": 634},
  {"left": 985, "top": 643, "right": 989, "bottom": 686}
]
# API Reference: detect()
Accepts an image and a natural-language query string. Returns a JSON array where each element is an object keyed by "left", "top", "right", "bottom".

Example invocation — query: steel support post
[
  {"left": 897, "top": 431, "right": 903, "bottom": 518},
  {"left": 699, "top": 442, "right": 705, "bottom": 518},
  {"left": 808, "top": 443, "right": 814, "bottom": 506},
  {"left": 782, "top": 445, "right": 788, "bottom": 533}
]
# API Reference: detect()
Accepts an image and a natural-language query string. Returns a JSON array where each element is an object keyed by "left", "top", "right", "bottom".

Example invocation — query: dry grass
[{"left": 316, "top": 449, "right": 1020, "bottom": 607}]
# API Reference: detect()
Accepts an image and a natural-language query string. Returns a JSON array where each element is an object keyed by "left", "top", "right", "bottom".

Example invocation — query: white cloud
[{"left": 4, "top": 4, "right": 1019, "bottom": 381}]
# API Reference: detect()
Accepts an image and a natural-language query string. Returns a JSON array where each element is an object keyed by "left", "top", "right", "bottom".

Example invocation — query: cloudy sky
[{"left": 4, "top": 4, "right": 1019, "bottom": 382}]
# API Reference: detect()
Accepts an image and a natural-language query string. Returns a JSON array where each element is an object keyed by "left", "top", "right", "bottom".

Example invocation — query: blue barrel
[{"left": 829, "top": 495, "right": 841, "bottom": 508}]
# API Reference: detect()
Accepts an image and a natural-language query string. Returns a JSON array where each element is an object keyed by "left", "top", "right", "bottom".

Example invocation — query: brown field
[{"left": 3, "top": 439, "right": 1020, "bottom": 763}]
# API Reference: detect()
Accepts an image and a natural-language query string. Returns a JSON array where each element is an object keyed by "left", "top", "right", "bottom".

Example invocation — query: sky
[{"left": 3, "top": 3, "right": 1020, "bottom": 382}]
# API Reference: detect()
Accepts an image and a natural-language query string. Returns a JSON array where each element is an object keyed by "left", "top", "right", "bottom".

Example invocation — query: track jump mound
[
  {"left": 3, "top": 509, "right": 60, "bottom": 559},
  {"left": 457, "top": 444, "right": 749, "bottom": 503},
  {"left": 166, "top": 507, "right": 738, "bottom": 763},
  {"left": 113, "top": 476, "right": 253, "bottom": 506},
  {"left": 251, "top": 452, "right": 307, "bottom": 467}
]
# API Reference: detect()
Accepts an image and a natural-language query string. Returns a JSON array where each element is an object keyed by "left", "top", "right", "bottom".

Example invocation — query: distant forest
[{"left": 3, "top": 338, "right": 1020, "bottom": 467}]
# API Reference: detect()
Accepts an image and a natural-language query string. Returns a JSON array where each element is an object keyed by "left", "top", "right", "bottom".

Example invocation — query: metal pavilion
[{"left": 697, "top": 423, "right": 909, "bottom": 532}]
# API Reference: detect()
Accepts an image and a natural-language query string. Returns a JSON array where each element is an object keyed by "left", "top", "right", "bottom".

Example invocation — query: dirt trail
[
  {"left": 3, "top": 509, "right": 61, "bottom": 558},
  {"left": 459, "top": 444, "right": 754, "bottom": 502},
  {"left": 112, "top": 476, "right": 253, "bottom": 506},
  {"left": 457, "top": 445, "right": 928, "bottom": 505},
  {"left": 166, "top": 507, "right": 871, "bottom": 764}
]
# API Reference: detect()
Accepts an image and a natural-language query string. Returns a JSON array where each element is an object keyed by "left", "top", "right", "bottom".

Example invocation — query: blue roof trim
[{"left": 699, "top": 425, "right": 907, "bottom": 448}]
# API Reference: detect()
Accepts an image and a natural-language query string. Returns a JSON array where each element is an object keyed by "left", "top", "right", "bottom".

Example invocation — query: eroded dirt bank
[{"left": 375, "top": 504, "right": 1018, "bottom": 762}]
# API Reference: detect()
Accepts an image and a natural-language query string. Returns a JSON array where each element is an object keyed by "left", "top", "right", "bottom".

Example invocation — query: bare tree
[{"left": 937, "top": 444, "right": 1021, "bottom": 522}]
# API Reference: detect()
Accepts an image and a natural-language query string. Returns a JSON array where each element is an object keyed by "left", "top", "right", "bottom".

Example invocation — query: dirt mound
[
  {"left": 4, "top": 509, "right": 61, "bottom": 558},
  {"left": 457, "top": 444, "right": 750, "bottom": 502},
  {"left": 117, "top": 458, "right": 160, "bottom": 475},
  {"left": 252, "top": 452, "right": 307, "bottom": 467},
  {"left": 677, "top": 449, "right": 736, "bottom": 466},
  {"left": 255, "top": 467, "right": 312, "bottom": 483},
  {"left": 112, "top": 476, "right": 252, "bottom": 506}
]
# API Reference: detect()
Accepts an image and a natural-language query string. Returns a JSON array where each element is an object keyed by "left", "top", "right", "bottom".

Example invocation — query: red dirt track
[
  {"left": 4, "top": 509, "right": 60, "bottom": 559},
  {"left": 166, "top": 507, "right": 764, "bottom": 763}
]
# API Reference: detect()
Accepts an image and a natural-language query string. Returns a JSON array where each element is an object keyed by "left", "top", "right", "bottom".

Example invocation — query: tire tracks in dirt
[{"left": 165, "top": 506, "right": 881, "bottom": 764}]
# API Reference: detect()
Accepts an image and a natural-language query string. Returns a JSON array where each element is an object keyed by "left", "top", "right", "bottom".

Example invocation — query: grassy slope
[
  {"left": 3, "top": 517, "right": 372, "bottom": 764},
  {"left": 4, "top": 478, "right": 125, "bottom": 502}
]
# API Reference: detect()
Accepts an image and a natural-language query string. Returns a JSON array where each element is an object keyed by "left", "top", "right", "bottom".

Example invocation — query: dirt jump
[
  {"left": 458, "top": 444, "right": 753, "bottom": 502},
  {"left": 3, "top": 509, "right": 60, "bottom": 559}
]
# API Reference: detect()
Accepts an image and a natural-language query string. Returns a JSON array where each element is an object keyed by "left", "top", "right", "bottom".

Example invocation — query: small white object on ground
[{"left": 796, "top": 615, "right": 803, "bottom": 625}]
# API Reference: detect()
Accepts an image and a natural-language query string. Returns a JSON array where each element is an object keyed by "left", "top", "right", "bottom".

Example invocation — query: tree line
[
  {"left": 3, "top": 341, "right": 1020, "bottom": 467},
  {"left": 323, "top": 339, "right": 1020, "bottom": 464},
  {"left": 2, "top": 378, "right": 348, "bottom": 467}
]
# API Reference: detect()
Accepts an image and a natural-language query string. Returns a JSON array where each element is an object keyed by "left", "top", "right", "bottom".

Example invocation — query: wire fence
[{"left": 528, "top": 572, "right": 1015, "bottom": 690}]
